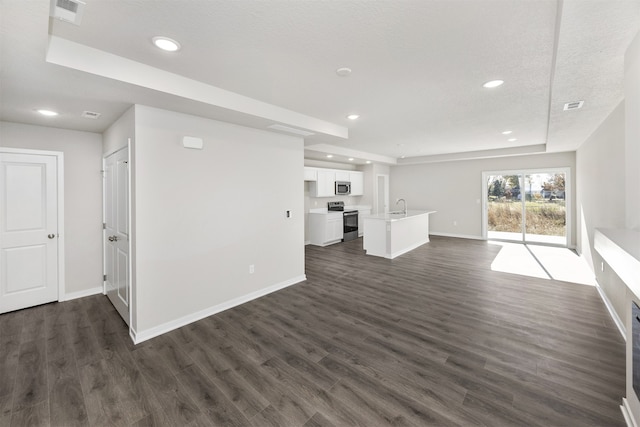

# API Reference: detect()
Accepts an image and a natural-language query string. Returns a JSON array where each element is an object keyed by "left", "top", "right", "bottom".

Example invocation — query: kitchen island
[{"left": 363, "top": 210, "right": 436, "bottom": 259}]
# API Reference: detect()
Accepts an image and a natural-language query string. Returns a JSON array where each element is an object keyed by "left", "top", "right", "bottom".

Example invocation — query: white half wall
[
  {"left": 389, "top": 152, "right": 576, "bottom": 245},
  {"left": 132, "top": 105, "right": 305, "bottom": 335},
  {"left": 0, "top": 121, "right": 104, "bottom": 296}
]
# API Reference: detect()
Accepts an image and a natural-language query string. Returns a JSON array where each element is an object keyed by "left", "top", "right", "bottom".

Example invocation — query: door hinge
[
  {"left": 103, "top": 274, "right": 107, "bottom": 281},
  {"left": 103, "top": 222, "right": 106, "bottom": 230}
]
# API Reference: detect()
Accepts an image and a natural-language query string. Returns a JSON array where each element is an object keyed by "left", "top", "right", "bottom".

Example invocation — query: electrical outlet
[
  {"left": 249, "top": 264, "right": 255, "bottom": 274},
  {"left": 286, "top": 210, "right": 292, "bottom": 218}
]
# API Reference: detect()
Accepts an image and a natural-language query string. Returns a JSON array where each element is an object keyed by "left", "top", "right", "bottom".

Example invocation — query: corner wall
[
  {"left": 0, "top": 121, "right": 104, "bottom": 297},
  {"left": 575, "top": 102, "right": 627, "bottom": 320},
  {"left": 132, "top": 105, "right": 305, "bottom": 337}
]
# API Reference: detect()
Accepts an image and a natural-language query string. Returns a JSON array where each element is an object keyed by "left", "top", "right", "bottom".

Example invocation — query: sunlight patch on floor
[{"left": 489, "top": 241, "right": 596, "bottom": 286}]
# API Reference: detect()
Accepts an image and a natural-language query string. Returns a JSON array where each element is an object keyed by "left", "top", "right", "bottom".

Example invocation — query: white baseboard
[
  {"left": 131, "top": 274, "right": 307, "bottom": 344},
  {"left": 388, "top": 239, "right": 429, "bottom": 259},
  {"left": 429, "top": 232, "right": 484, "bottom": 240},
  {"left": 622, "top": 398, "right": 638, "bottom": 427},
  {"left": 61, "top": 286, "right": 103, "bottom": 302},
  {"left": 595, "top": 279, "right": 626, "bottom": 341}
]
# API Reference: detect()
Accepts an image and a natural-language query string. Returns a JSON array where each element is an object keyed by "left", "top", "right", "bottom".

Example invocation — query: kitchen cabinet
[
  {"left": 309, "top": 169, "right": 336, "bottom": 197},
  {"left": 305, "top": 167, "right": 364, "bottom": 197},
  {"left": 309, "top": 212, "right": 343, "bottom": 246},
  {"left": 350, "top": 172, "right": 364, "bottom": 196},
  {"left": 304, "top": 167, "right": 317, "bottom": 181},
  {"left": 335, "top": 171, "right": 350, "bottom": 182},
  {"left": 357, "top": 208, "right": 371, "bottom": 236}
]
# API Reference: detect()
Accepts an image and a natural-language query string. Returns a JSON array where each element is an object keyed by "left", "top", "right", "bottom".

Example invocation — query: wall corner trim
[
  {"left": 621, "top": 398, "right": 638, "bottom": 427},
  {"left": 131, "top": 274, "right": 307, "bottom": 344}
]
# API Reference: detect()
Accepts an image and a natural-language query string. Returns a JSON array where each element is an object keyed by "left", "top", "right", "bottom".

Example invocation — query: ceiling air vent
[
  {"left": 50, "top": 0, "right": 86, "bottom": 25},
  {"left": 563, "top": 100, "right": 584, "bottom": 111},
  {"left": 81, "top": 110, "right": 101, "bottom": 119}
]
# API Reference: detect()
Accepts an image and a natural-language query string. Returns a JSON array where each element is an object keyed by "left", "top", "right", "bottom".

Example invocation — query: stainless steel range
[{"left": 328, "top": 201, "right": 358, "bottom": 242}]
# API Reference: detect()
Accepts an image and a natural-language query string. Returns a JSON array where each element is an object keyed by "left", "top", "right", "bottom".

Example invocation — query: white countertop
[
  {"left": 363, "top": 210, "right": 436, "bottom": 222},
  {"left": 309, "top": 205, "right": 372, "bottom": 214}
]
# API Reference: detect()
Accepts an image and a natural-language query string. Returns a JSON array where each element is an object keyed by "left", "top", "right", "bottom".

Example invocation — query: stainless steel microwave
[{"left": 335, "top": 181, "right": 351, "bottom": 195}]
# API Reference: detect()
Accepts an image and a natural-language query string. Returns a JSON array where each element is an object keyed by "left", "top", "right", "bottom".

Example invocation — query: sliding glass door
[{"left": 484, "top": 169, "right": 569, "bottom": 246}]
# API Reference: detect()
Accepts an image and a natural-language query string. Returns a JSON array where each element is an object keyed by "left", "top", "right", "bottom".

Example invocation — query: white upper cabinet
[
  {"left": 306, "top": 167, "right": 364, "bottom": 197},
  {"left": 350, "top": 172, "right": 364, "bottom": 196},
  {"left": 335, "top": 171, "right": 350, "bottom": 182},
  {"left": 309, "top": 169, "right": 336, "bottom": 197},
  {"left": 304, "top": 167, "right": 318, "bottom": 181}
]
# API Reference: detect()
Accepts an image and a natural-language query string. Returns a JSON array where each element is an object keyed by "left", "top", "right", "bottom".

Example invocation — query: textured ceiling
[{"left": 1, "top": 0, "right": 638, "bottom": 164}]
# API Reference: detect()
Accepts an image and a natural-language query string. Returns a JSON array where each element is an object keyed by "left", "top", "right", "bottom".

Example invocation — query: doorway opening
[{"left": 482, "top": 168, "right": 570, "bottom": 247}]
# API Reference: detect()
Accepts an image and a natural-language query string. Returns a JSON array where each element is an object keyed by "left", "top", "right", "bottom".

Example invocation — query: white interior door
[
  {"left": 1, "top": 152, "right": 59, "bottom": 313},
  {"left": 104, "top": 148, "right": 130, "bottom": 325}
]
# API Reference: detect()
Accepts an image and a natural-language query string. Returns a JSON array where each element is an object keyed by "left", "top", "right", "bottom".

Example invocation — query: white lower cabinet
[{"left": 309, "top": 212, "right": 343, "bottom": 246}]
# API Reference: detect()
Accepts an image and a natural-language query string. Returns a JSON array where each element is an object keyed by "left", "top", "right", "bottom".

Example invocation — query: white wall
[
  {"left": 103, "top": 106, "right": 134, "bottom": 155},
  {"left": 390, "top": 152, "right": 576, "bottom": 244},
  {"left": 575, "top": 102, "right": 628, "bottom": 345},
  {"left": 626, "top": 32, "right": 640, "bottom": 231},
  {"left": 623, "top": 29, "right": 640, "bottom": 425},
  {"left": 575, "top": 101, "right": 626, "bottom": 274},
  {"left": 132, "top": 105, "right": 305, "bottom": 336},
  {"left": 0, "top": 121, "right": 103, "bottom": 296}
]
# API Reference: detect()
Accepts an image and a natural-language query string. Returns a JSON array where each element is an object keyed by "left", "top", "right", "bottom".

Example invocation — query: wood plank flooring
[{"left": 0, "top": 236, "right": 626, "bottom": 426}]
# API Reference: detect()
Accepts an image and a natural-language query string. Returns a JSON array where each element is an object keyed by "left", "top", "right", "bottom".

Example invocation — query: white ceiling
[{"left": 1, "top": 0, "right": 638, "bottom": 165}]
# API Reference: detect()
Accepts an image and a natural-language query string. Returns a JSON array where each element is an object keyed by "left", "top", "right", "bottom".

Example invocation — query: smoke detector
[
  {"left": 50, "top": 0, "right": 86, "bottom": 25},
  {"left": 563, "top": 100, "right": 584, "bottom": 111}
]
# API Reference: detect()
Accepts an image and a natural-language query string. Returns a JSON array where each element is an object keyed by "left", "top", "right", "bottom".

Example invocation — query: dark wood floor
[{"left": 0, "top": 236, "right": 626, "bottom": 426}]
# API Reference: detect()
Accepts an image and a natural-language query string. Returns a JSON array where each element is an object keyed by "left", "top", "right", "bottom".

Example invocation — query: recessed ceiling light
[
  {"left": 347, "top": 114, "right": 360, "bottom": 120},
  {"left": 37, "top": 109, "right": 58, "bottom": 116},
  {"left": 365, "top": 160, "right": 371, "bottom": 164},
  {"left": 483, "top": 80, "right": 504, "bottom": 88},
  {"left": 401, "top": 156, "right": 406, "bottom": 159},
  {"left": 348, "top": 158, "right": 354, "bottom": 161},
  {"left": 508, "top": 138, "right": 517, "bottom": 142},
  {"left": 326, "top": 154, "right": 333, "bottom": 158},
  {"left": 152, "top": 36, "right": 181, "bottom": 52},
  {"left": 502, "top": 130, "right": 512, "bottom": 135},
  {"left": 336, "top": 67, "right": 352, "bottom": 77}
]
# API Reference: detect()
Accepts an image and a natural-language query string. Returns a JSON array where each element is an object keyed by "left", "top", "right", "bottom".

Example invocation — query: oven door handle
[{"left": 344, "top": 212, "right": 358, "bottom": 216}]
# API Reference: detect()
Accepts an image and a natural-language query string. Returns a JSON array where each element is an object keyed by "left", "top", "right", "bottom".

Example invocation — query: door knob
[
  {"left": 48, "top": 234, "right": 55, "bottom": 239},
  {"left": 108, "top": 235, "right": 119, "bottom": 242}
]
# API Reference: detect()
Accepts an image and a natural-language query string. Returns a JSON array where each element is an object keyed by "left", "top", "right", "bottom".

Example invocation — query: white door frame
[
  {"left": 0, "top": 147, "right": 65, "bottom": 301},
  {"left": 482, "top": 167, "right": 571, "bottom": 247}
]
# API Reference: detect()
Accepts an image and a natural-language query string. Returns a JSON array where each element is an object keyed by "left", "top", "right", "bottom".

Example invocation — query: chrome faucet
[{"left": 396, "top": 198, "right": 407, "bottom": 214}]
